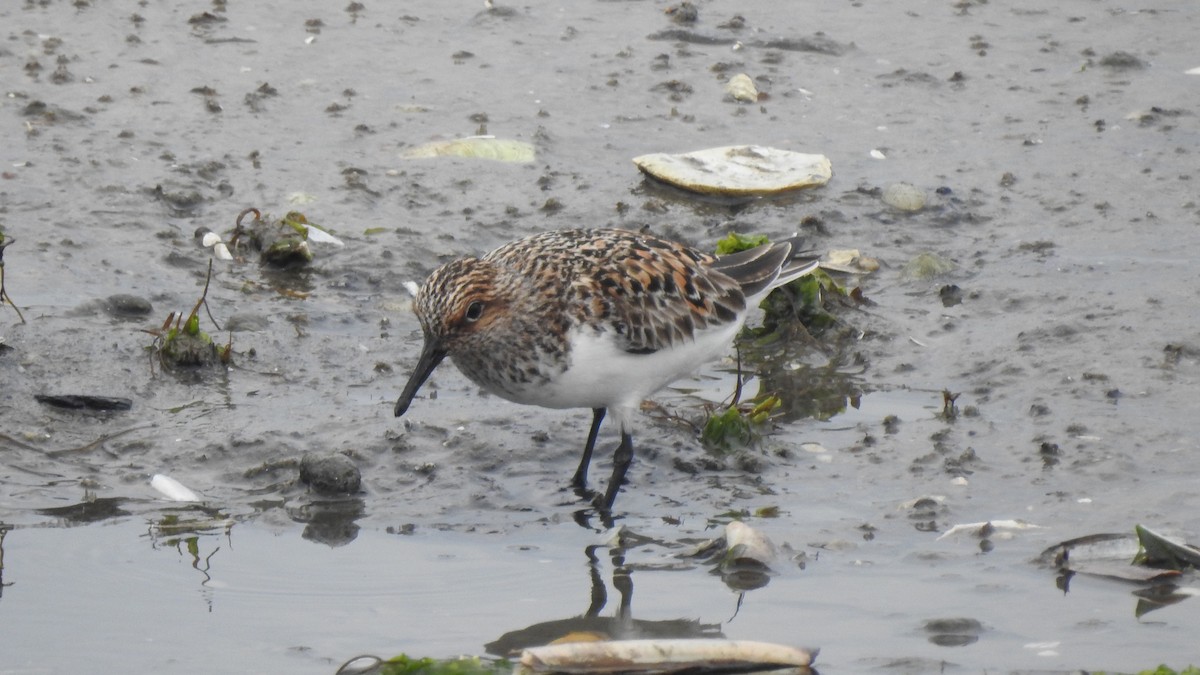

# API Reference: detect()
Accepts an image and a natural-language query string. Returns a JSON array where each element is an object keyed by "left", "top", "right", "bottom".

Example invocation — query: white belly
[{"left": 511, "top": 321, "right": 745, "bottom": 412}]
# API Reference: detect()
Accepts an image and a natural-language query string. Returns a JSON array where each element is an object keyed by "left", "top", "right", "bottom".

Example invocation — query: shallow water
[{"left": 3, "top": 0, "right": 1200, "bottom": 673}]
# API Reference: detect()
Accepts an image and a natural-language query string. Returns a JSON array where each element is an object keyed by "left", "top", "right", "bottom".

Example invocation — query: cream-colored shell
[{"left": 633, "top": 145, "right": 832, "bottom": 196}]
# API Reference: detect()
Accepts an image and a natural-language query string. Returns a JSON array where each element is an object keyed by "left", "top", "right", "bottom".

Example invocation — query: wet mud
[{"left": 2, "top": 1, "right": 1199, "bottom": 673}]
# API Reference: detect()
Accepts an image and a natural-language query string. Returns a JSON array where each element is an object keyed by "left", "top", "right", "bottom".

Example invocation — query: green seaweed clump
[
  {"left": 714, "top": 231, "right": 770, "bottom": 255},
  {"left": 701, "top": 394, "right": 781, "bottom": 453},
  {"left": 145, "top": 261, "right": 232, "bottom": 373},
  {"left": 378, "top": 654, "right": 511, "bottom": 675}
]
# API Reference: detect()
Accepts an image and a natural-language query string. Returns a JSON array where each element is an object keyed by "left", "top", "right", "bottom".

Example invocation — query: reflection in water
[
  {"left": 37, "top": 496, "right": 130, "bottom": 524},
  {"left": 484, "top": 542, "right": 722, "bottom": 657},
  {"left": 291, "top": 498, "right": 366, "bottom": 547},
  {"left": 750, "top": 351, "right": 864, "bottom": 424},
  {"left": 144, "top": 508, "right": 234, "bottom": 610},
  {"left": 0, "top": 522, "right": 12, "bottom": 600},
  {"left": 1039, "top": 532, "right": 1198, "bottom": 618},
  {"left": 1133, "top": 584, "right": 1196, "bottom": 618}
]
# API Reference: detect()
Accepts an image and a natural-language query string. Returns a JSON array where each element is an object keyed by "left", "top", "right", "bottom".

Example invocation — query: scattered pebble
[{"left": 104, "top": 293, "right": 154, "bottom": 319}]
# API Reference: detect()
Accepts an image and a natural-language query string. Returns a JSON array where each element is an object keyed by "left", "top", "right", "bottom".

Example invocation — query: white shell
[
  {"left": 822, "top": 248, "right": 879, "bottom": 273},
  {"left": 725, "top": 73, "right": 758, "bottom": 102},
  {"left": 633, "top": 145, "right": 832, "bottom": 196},
  {"left": 520, "top": 639, "right": 816, "bottom": 673},
  {"left": 401, "top": 136, "right": 535, "bottom": 162},
  {"left": 724, "top": 520, "right": 777, "bottom": 567}
]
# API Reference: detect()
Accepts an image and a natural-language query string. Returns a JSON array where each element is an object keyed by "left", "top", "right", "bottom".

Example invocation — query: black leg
[
  {"left": 601, "top": 430, "right": 634, "bottom": 511},
  {"left": 572, "top": 407, "right": 606, "bottom": 488}
]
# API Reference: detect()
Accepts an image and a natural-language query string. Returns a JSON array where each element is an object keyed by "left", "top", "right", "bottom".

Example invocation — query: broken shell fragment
[
  {"left": 725, "top": 73, "right": 758, "bottom": 102},
  {"left": 633, "top": 145, "right": 832, "bottom": 196},
  {"left": 401, "top": 136, "right": 535, "bottom": 163},
  {"left": 823, "top": 249, "right": 880, "bottom": 273},
  {"left": 903, "top": 251, "right": 957, "bottom": 279}
]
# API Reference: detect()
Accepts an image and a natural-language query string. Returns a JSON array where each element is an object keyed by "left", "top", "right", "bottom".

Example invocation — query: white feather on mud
[
  {"left": 303, "top": 223, "right": 345, "bottom": 246},
  {"left": 150, "top": 474, "right": 200, "bottom": 502}
]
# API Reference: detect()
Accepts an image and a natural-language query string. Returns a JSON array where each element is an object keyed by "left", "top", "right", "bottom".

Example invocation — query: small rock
[
  {"left": 299, "top": 452, "right": 362, "bottom": 495},
  {"left": 105, "top": 293, "right": 153, "bottom": 319},
  {"left": 35, "top": 394, "right": 133, "bottom": 411}
]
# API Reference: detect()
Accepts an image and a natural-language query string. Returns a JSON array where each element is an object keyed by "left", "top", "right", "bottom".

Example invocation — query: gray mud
[{"left": 2, "top": 1, "right": 1199, "bottom": 673}]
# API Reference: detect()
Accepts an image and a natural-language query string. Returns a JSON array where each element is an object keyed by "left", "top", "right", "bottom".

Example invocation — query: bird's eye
[{"left": 464, "top": 301, "right": 484, "bottom": 322}]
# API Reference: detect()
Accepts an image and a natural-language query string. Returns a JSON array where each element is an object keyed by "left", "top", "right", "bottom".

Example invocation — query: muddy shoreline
[{"left": 2, "top": 1, "right": 1199, "bottom": 672}]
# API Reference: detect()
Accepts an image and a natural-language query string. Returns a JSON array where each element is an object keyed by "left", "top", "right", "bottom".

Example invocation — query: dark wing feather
[{"left": 711, "top": 235, "right": 820, "bottom": 298}]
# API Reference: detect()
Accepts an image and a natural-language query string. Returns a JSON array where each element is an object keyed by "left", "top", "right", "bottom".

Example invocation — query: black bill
[{"left": 394, "top": 339, "right": 447, "bottom": 417}]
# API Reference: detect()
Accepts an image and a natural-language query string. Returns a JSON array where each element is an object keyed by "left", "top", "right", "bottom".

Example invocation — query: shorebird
[{"left": 395, "top": 228, "right": 818, "bottom": 510}]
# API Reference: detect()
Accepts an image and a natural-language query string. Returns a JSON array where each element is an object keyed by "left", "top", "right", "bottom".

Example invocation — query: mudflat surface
[{"left": 2, "top": 1, "right": 1199, "bottom": 673}]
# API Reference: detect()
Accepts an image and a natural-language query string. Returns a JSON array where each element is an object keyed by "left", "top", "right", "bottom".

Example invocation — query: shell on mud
[
  {"left": 632, "top": 145, "right": 832, "bottom": 196},
  {"left": 903, "top": 251, "right": 957, "bottom": 279},
  {"left": 881, "top": 182, "right": 926, "bottom": 211},
  {"left": 725, "top": 73, "right": 758, "bottom": 102},
  {"left": 401, "top": 136, "right": 535, "bottom": 163},
  {"left": 822, "top": 248, "right": 880, "bottom": 273}
]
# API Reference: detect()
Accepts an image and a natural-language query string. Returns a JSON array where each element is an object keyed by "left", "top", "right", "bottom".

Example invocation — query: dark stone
[
  {"left": 35, "top": 394, "right": 132, "bottom": 411},
  {"left": 105, "top": 293, "right": 153, "bottom": 318},
  {"left": 299, "top": 452, "right": 362, "bottom": 495}
]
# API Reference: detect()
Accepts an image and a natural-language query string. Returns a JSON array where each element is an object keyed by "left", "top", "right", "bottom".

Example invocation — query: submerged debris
[
  {"left": 633, "top": 145, "right": 832, "bottom": 196},
  {"left": 1133, "top": 524, "right": 1200, "bottom": 570},
  {"left": 1039, "top": 526, "right": 1200, "bottom": 601}
]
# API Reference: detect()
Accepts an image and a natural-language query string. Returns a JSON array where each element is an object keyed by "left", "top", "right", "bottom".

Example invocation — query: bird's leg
[
  {"left": 572, "top": 407, "right": 606, "bottom": 489},
  {"left": 601, "top": 430, "right": 635, "bottom": 511}
]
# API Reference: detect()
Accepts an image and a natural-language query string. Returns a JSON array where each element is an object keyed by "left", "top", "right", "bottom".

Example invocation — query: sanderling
[{"left": 395, "top": 228, "right": 819, "bottom": 511}]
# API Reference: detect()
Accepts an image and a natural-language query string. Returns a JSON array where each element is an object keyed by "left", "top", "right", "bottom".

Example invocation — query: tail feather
[{"left": 712, "top": 235, "right": 820, "bottom": 298}]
